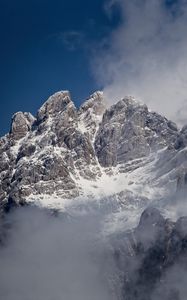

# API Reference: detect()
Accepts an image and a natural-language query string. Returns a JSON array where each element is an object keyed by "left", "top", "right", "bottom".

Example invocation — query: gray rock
[
  {"left": 10, "top": 112, "right": 35, "bottom": 140},
  {"left": 95, "top": 97, "right": 178, "bottom": 167},
  {"left": 111, "top": 208, "right": 187, "bottom": 300},
  {"left": 0, "top": 90, "right": 185, "bottom": 207},
  {"left": 37, "top": 91, "right": 75, "bottom": 122},
  {"left": 78, "top": 91, "right": 106, "bottom": 140}
]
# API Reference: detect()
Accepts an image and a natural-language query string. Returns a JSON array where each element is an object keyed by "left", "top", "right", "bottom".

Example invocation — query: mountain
[
  {"left": 110, "top": 207, "right": 187, "bottom": 300},
  {"left": 1, "top": 90, "right": 187, "bottom": 299},
  {"left": 0, "top": 90, "right": 187, "bottom": 229}
]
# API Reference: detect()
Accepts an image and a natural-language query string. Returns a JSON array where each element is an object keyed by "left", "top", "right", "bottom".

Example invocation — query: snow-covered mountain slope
[{"left": 0, "top": 90, "right": 187, "bottom": 232}]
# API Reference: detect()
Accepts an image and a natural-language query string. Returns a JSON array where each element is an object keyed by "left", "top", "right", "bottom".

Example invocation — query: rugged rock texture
[
  {"left": 0, "top": 90, "right": 187, "bottom": 210},
  {"left": 111, "top": 207, "right": 187, "bottom": 300},
  {"left": 10, "top": 112, "right": 35, "bottom": 140},
  {"left": 95, "top": 97, "right": 178, "bottom": 167},
  {"left": 78, "top": 91, "right": 106, "bottom": 140},
  {"left": 0, "top": 91, "right": 106, "bottom": 206},
  {"left": 2, "top": 90, "right": 187, "bottom": 300}
]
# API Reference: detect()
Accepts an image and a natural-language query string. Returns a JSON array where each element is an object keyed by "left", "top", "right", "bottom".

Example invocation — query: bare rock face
[
  {"left": 10, "top": 112, "right": 35, "bottom": 140},
  {"left": 0, "top": 89, "right": 186, "bottom": 208},
  {"left": 95, "top": 97, "right": 178, "bottom": 167},
  {"left": 0, "top": 91, "right": 105, "bottom": 205},
  {"left": 37, "top": 91, "right": 73, "bottom": 121},
  {"left": 78, "top": 91, "right": 106, "bottom": 140}
]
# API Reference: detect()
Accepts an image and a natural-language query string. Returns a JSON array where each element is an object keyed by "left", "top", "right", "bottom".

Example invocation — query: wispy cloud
[
  {"left": 93, "top": 0, "right": 187, "bottom": 126},
  {"left": 0, "top": 207, "right": 115, "bottom": 300},
  {"left": 58, "top": 30, "right": 85, "bottom": 51}
]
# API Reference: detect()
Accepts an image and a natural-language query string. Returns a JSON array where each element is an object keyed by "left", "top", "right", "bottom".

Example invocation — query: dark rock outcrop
[{"left": 111, "top": 207, "right": 187, "bottom": 300}]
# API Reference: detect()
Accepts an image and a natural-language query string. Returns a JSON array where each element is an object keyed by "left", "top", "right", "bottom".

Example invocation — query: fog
[
  {"left": 93, "top": 0, "right": 187, "bottom": 126},
  {"left": 0, "top": 206, "right": 117, "bottom": 300},
  {"left": 152, "top": 263, "right": 187, "bottom": 300},
  {"left": 1, "top": 194, "right": 187, "bottom": 299}
]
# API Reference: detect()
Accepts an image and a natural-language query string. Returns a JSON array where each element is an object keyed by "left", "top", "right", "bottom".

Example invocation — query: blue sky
[
  {"left": 1, "top": 0, "right": 187, "bottom": 136},
  {"left": 0, "top": 0, "right": 120, "bottom": 135}
]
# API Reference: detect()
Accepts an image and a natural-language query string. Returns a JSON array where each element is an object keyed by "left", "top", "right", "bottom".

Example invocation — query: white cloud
[
  {"left": 93, "top": 0, "right": 187, "bottom": 126},
  {"left": 0, "top": 207, "right": 115, "bottom": 300}
]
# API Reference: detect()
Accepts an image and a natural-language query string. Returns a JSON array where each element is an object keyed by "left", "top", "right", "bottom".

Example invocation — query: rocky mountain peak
[
  {"left": 37, "top": 91, "right": 75, "bottom": 123},
  {"left": 0, "top": 89, "right": 187, "bottom": 214},
  {"left": 79, "top": 91, "right": 106, "bottom": 114},
  {"left": 121, "top": 95, "right": 145, "bottom": 109},
  {"left": 2, "top": 90, "right": 187, "bottom": 300},
  {"left": 94, "top": 95, "right": 178, "bottom": 167},
  {"left": 78, "top": 91, "right": 106, "bottom": 139}
]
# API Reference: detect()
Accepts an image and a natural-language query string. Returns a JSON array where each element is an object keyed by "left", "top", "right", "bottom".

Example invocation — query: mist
[
  {"left": 93, "top": 0, "right": 187, "bottom": 126},
  {"left": 0, "top": 206, "right": 117, "bottom": 300},
  {"left": 152, "top": 263, "right": 187, "bottom": 300},
  {"left": 1, "top": 196, "right": 187, "bottom": 299}
]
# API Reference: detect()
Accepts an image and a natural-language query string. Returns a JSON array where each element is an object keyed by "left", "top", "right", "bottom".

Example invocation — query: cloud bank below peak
[{"left": 92, "top": 0, "right": 187, "bottom": 126}]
